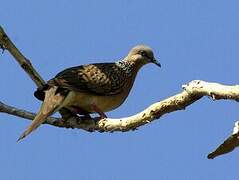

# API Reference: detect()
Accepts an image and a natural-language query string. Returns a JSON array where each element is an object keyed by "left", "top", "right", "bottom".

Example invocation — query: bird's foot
[
  {"left": 69, "top": 106, "right": 92, "bottom": 118},
  {"left": 91, "top": 104, "right": 107, "bottom": 119}
]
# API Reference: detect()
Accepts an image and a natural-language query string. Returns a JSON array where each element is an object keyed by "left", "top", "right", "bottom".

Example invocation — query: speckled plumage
[
  {"left": 45, "top": 63, "right": 130, "bottom": 96},
  {"left": 18, "top": 45, "right": 160, "bottom": 141}
]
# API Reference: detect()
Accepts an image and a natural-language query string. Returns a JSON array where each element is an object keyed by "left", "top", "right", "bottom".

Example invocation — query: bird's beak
[{"left": 152, "top": 58, "right": 161, "bottom": 68}]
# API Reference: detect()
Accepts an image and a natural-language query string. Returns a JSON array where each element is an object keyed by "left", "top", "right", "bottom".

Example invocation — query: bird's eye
[{"left": 140, "top": 51, "right": 147, "bottom": 57}]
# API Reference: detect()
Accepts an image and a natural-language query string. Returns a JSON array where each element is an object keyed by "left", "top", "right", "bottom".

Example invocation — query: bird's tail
[
  {"left": 17, "top": 109, "right": 54, "bottom": 142},
  {"left": 17, "top": 87, "right": 65, "bottom": 142}
]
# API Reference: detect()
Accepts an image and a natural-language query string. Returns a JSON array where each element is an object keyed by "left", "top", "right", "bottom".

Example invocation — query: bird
[{"left": 17, "top": 45, "right": 161, "bottom": 141}]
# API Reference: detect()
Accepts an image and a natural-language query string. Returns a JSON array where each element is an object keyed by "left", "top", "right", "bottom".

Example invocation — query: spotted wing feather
[{"left": 49, "top": 63, "right": 128, "bottom": 96}]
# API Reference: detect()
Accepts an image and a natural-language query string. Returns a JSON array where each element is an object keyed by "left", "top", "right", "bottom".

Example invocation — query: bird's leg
[
  {"left": 81, "top": 113, "right": 92, "bottom": 119},
  {"left": 91, "top": 104, "right": 107, "bottom": 119},
  {"left": 67, "top": 106, "right": 91, "bottom": 119}
]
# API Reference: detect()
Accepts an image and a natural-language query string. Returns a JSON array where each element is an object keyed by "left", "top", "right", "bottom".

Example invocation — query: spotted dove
[{"left": 17, "top": 45, "right": 160, "bottom": 141}]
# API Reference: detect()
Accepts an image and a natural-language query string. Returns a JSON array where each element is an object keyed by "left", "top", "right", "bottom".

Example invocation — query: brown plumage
[{"left": 17, "top": 45, "right": 160, "bottom": 141}]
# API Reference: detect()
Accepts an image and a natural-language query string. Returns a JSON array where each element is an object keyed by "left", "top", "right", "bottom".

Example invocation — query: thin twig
[{"left": 0, "top": 26, "right": 45, "bottom": 87}]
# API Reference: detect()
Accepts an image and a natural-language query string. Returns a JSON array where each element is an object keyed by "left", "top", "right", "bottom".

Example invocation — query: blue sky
[{"left": 0, "top": 0, "right": 239, "bottom": 179}]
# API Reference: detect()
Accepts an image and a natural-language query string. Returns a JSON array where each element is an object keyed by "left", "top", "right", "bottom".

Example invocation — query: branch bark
[
  {"left": 207, "top": 121, "right": 239, "bottom": 159},
  {"left": 0, "top": 79, "right": 238, "bottom": 132},
  {"left": 0, "top": 26, "right": 239, "bottom": 159},
  {"left": 0, "top": 26, "right": 45, "bottom": 87}
]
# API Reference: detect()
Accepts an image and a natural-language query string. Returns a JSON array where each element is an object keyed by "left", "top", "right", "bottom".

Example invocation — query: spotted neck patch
[{"left": 115, "top": 59, "right": 134, "bottom": 75}]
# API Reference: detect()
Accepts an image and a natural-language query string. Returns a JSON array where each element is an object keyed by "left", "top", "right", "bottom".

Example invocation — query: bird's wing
[{"left": 48, "top": 63, "right": 128, "bottom": 96}]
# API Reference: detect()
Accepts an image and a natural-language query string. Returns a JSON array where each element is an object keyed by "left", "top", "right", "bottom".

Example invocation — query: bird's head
[{"left": 126, "top": 45, "right": 161, "bottom": 68}]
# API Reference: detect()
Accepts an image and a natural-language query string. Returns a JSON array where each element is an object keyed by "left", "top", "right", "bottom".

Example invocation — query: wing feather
[{"left": 48, "top": 63, "right": 127, "bottom": 96}]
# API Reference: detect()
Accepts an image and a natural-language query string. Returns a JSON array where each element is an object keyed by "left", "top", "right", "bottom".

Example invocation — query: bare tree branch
[
  {"left": 0, "top": 82, "right": 201, "bottom": 132},
  {"left": 207, "top": 121, "right": 239, "bottom": 159},
  {"left": 1, "top": 26, "right": 239, "bottom": 158},
  {"left": 0, "top": 79, "right": 238, "bottom": 133},
  {"left": 0, "top": 26, "right": 45, "bottom": 87}
]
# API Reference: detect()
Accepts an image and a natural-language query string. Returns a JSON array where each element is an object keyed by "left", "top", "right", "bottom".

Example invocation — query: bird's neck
[
  {"left": 116, "top": 58, "right": 145, "bottom": 96},
  {"left": 115, "top": 59, "right": 143, "bottom": 98},
  {"left": 116, "top": 58, "right": 145, "bottom": 75}
]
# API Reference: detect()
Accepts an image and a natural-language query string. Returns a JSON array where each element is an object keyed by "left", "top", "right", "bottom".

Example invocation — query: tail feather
[
  {"left": 17, "top": 111, "right": 54, "bottom": 142},
  {"left": 17, "top": 86, "right": 66, "bottom": 142}
]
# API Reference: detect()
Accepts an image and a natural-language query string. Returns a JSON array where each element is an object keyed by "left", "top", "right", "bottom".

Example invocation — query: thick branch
[
  {"left": 182, "top": 80, "right": 239, "bottom": 101},
  {"left": 1, "top": 80, "right": 238, "bottom": 133}
]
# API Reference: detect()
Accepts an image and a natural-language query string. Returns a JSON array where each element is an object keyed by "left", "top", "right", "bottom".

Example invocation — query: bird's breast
[
  {"left": 60, "top": 72, "right": 137, "bottom": 113},
  {"left": 62, "top": 91, "right": 127, "bottom": 113}
]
